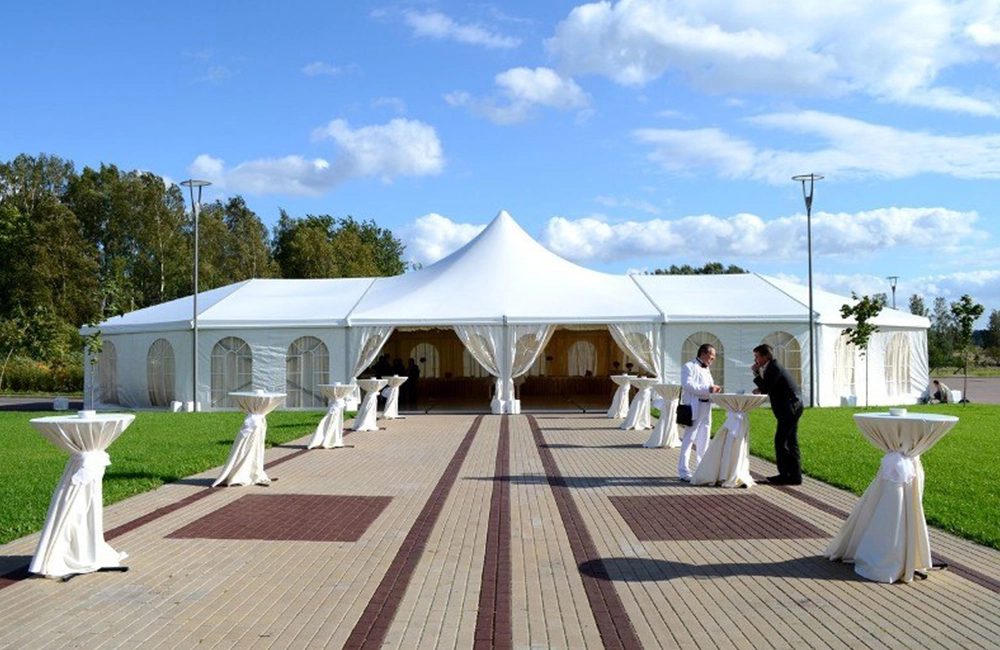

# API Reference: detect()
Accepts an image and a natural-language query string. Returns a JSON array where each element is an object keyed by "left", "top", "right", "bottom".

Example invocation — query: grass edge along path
[
  {"left": 746, "top": 402, "right": 999, "bottom": 551},
  {"left": 0, "top": 410, "right": 329, "bottom": 545}
]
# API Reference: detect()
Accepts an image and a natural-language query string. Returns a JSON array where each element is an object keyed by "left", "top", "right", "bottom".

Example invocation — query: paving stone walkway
[{"left": 1, "top": 413, "right": 998, "bottom": 649}]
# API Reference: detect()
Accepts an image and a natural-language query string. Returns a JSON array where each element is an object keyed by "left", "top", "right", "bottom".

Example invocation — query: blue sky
[{"left": 4, "top": 1, "right": 1000, "bottom": 324}]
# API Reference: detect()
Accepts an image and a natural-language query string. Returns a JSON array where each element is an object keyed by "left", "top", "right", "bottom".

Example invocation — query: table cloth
[
  {"left": 691, "top": 393, "right": 768, "bottom": 488},
  {"left": 644, "top": 383, "right": 682, "bottom": 448},
  {"left": 213, "top": 391, "right": 286, "bottom": 487},
  {"left": 607, "top": 374, "right": 633, "bottom": 419},
  {"left": 382, "top": 375, "right": 408, "bottom": 419},
  {"left": 29, "top": 413, "right": 135, "bottom": 578},
  {"left": 354, "top": 378, "right": 388, "bottom": 432},
  {"left": 825, "top": 412, "right": 958, "bottom": 583},
  {"left": 307, "top": 383, "right": 356, "bottom": 449},
  {"left": 621, "top": 377, "right": 657, "bottom": 430}
]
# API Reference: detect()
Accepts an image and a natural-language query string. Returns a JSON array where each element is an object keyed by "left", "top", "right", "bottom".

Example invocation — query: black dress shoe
[{"left": 766, "top": 475, "right": 785, "bottom": 484}]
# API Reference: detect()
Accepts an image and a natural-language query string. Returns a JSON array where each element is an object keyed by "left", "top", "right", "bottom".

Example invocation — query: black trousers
[{"left": 774, "top": 400, "right": 804, "bottom": 481}]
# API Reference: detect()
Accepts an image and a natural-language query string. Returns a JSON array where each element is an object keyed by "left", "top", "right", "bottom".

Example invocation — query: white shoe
[{"left": 679, "top": 475, "right": 691, "bottom": 482}]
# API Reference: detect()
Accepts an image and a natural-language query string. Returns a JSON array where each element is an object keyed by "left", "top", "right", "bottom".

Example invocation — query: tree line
[
  {"left": 0, "top": 153, "right": 407, "bottom": 392},
  {"left": 908, "top": 293, "right": 999, "bottom": 370}
]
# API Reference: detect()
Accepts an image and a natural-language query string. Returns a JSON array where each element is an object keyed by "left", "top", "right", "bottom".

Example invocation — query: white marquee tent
[{"left": 84, "top": 211, "right": 929, "bottom": 412}]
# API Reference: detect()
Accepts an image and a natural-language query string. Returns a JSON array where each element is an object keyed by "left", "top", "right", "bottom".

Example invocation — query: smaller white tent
[{"left": 85, "top": 211, "right": 930, "bottom": 411}]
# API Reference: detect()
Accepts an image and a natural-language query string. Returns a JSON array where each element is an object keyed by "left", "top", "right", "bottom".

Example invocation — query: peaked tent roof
[
  {"left": 90, "top": 210, "right": 929, "bottom": 334},
  {"left": 347, "top": 210, "right": 662, "bottom": 325}
]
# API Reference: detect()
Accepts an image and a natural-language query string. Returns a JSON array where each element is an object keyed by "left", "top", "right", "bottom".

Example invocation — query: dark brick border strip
[
  {"left": 0, "top": 442, "right": 315, "bottom": 590},
  {"left": 344, "top": 415, "right": 485, "bottom": 650},
  {"left": 527, "top": 415, "right": 643, "bottom": 650},
  {"left": 751, "top": 472, "right": 1000, "bottom": 594},
  {"left": 474, "top": 415, "right": 512, "bottom": 650}
]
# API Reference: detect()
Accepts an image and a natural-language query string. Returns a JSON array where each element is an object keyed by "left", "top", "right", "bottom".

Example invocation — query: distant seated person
[{"left": 929, "top": 380, "right": 952, "bottom": 404}]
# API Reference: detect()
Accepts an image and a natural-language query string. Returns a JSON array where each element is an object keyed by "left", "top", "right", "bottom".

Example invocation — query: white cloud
[
  {"left": 301, "top": 61, "right": 342, "bottom": 76},
  {"left": 373, "top": 96, "right": 407, "bottom": 114},
  {"left": 547, "top": 0, "right": 1000, "bottom": 115},
  {"left": 538, "top": 206, "right": 980, "bottom": 263},
  {"left": 816, "top": 270, "right": 1000, "bottom": 324},
  {"left": 400, "top": 213, "right": 486, "bottom": 265},
  {"left": 188, "top": 118, "right": 444, "bottom": 195},
  {"left": 447, "top": 66, "right": 590, "bottom": 125},
  {"left": 633, "top": 110, "right": 1000, "bottom": 183},
  {"left": 403, "top": 9, "right": 521, "bottom": 49}
]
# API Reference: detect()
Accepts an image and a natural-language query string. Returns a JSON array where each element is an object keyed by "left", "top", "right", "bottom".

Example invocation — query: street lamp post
[
  {"left": 887, "top": 276, "right": 899, "bottom": 309},
  {"left": 792, "top": 173, "right": 823, "bottom": 407},
  {"left": 181, "top": 179, "right": 211, "bottom": 412}
]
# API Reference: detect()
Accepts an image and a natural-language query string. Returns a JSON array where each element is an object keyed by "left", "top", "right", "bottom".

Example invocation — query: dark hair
[
  {"left": 753, "top": 343, "right": 774, "bottom": 359},
  {"left": 697, "top": 343, "right": 715, "bottom": 358}
]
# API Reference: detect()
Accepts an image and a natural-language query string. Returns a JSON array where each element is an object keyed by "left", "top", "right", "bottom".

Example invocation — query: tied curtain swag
[
  {"left": 348, "top": 326, "right": 395, "bottom": 401},
  {"left": 608, "top": 323, "right": 662, "bottom": 379},
  {"left": 455, "top": 324, "right": 555, "bottom": 414}
]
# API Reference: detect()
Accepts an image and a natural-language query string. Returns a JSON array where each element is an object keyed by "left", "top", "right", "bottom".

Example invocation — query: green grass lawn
[
  {"left": 1, "top": 405, "right": 997, "bottom": 553},
  {"left": 0, "top": 410, "right": 326, "bottom": 545},
  {"left": 746, "top": 402, "right": 1000, "bottom": 551}
]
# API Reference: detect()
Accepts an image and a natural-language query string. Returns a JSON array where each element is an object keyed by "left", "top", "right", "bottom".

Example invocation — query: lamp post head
[
  {"left": 792, "top": 173, "right": 823, "bottom": 211},
  {"left": 180, "top": 179, "right": 212, "bottom": 189}
]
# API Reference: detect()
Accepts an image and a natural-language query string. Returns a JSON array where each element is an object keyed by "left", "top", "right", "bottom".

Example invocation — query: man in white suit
[{"left": 678, "top": 343, "right": 721, "bottom": 481}]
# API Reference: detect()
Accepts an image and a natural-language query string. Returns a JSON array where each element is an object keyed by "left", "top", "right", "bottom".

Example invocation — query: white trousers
[{"left": 678, "top": 414, "right": 711, "bottom": 478}]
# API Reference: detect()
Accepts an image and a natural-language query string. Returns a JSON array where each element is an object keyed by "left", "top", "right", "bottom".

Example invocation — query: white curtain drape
[
  {"left": 608, "top": 323, "right": 662, "bottom": 378},
  {"left": 567, "top": 341, "right": 597, "bottom": 376},
  {"left": 348, "top": 325, "right": 394, "bottom": 404},
  {"left": 455, "top": 323, "right": 554, "bottom": 413}
]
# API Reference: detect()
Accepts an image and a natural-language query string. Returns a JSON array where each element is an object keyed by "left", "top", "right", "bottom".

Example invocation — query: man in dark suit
[{"left": 752, "top": 343, "right": 804, "bottom": 486}]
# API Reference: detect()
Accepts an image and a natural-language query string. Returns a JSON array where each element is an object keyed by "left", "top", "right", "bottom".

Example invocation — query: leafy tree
[
  {"left": 651, "top": 262, "right": 748, "bottom": 275},
  {"left": 65, "top": 165, "right": 191, "bottom": 316},
  {"left": 950, "top": 294, "right": 984, "bottom": 402},
  {"left": 984, "top": 309, "right": 1000, "bottom": 351},
  {"left": 928, "top": 296, "right": 957, "bottom": 369},
  {"left": 840, "top": 292, "right": 885, "bottom": 407},
  {"left": 220, "top": 196, "right": 278, "bottom": 280},
  {"left": 908, "top": 294, "right": 928, "bottom": 318},
  {"left": 272, "top": 212, "right": 401, "bottom": 279},
  {"left": 337, "top": 215, "right": 407, "bottom": 276}
]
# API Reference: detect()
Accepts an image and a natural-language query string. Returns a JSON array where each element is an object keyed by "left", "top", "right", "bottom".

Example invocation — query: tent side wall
[{"left": 90, "top": 327, "right": 352, "bottom": 410}]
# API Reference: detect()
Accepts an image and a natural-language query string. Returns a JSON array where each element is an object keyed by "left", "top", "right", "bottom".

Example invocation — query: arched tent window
[
  {"left": 884, "top": 333, "right": 911, "bottom": 397},
  {"left": 463, "top": 348, "right": 490, "bottom": 377},
  {"left": 761, "top": 331, "right": 802, "bottom": 387},
  {"left": 211, "top": 336, "right": 253, "bottom": 408},
  {"left": 98, "top": 341, "right": 119, "bottom": 404},
  {"left": 681, "top": 332, "right": 724, "bottom": 390},
  {"left": 567, "top": 341, "right": 597, "bottom": 376},
  {"left": 286, "top": 336, "right": 329, "bottom": 408},
  {"left": 410, "top": 343, "right": 440, "bottom": 378},
  {"left": 147, "top": 338, "right": 175, "bottom": 406},
  {"left": 833, "top": 334, "right": 857, "bottom": 398}
]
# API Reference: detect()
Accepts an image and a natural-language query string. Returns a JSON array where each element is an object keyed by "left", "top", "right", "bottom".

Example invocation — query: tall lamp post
[
  {"left": 181, "top": 179, "right": 211, "bottom": 411},
  {"left": 887, "top": 276, "right": 898, "bottom": 309},
  {"left": 792, "top": 173, "right": 823, "bottom": 407}
]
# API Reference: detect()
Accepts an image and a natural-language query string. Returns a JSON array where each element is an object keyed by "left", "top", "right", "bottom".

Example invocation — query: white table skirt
[
  {"left": 214, "top": 392, "right": 285, "bottom": 487},
  {"left": 354, "top": 379, "right": 388, "bottom": 432},
  {"left": 29, "top": 413, "right": 135, "bottom": 578},
  {"left": 308, "top": 383, "right": 356, "bottom": 449},
  {"left": 825, "top": 412, "right": 958, "bottom": 583},
  {"left": 607, "top": 374, "right": 633, "bottom": 419},
  {"left": 622, "top": 377, "right": 657, "bottom": 431},
  {"left": 644, "top": 384, "right": 682, "bottom": 448},
  {"left": 691, "top": 393, "right": 768, "bottom": 488},
  {"left": 383, "top": 375, "right": 408, "bottom": 419}
]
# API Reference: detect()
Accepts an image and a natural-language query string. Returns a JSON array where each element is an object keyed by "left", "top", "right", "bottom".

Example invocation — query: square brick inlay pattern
[
  {"left": 611, "top": 494, "right": 827, "bottom": 541},
  {"left": 166, "top": 494, "right": 392, "bottom": 542}
]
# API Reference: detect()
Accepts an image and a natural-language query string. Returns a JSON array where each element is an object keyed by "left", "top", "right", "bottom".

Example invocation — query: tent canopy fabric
[{"left": 90, "top": 210, "right": 930, "bottom": 333}]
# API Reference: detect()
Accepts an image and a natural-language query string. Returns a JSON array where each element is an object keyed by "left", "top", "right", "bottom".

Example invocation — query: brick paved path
[{"left": 1, "top": 413, "right": 998, "bottom": 649}]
